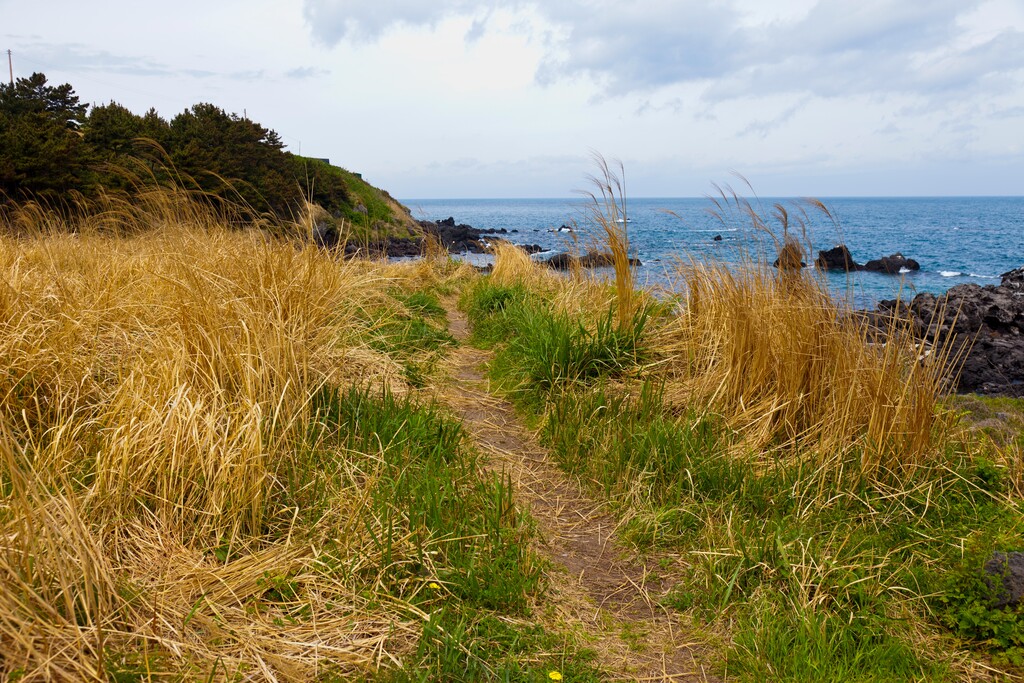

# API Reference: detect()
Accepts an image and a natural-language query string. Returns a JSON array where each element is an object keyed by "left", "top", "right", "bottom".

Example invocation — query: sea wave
[{"left": 939, "top": 270, "right": 962, "bottom": 277}]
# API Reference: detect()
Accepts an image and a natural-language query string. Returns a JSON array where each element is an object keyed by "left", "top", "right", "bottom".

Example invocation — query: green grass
[
  {"left": 305, "top": 385, "right": 600, "bottom": 681},
  {"left": 308, "top": 385, "right": 538, "bottom": 608},
  {"left": 362, "top": 288, "right": 456, "bottom": 387},
  {"left": 462, "top": 280, "right": 649, "bottom": 411},
  {"left": 951, "top": 394, "right": 1024, "bottom": 453},
  {"left": 726, "top": 596, "right": 938, "bottom": 682},
  {"left": 395, "top": 289, "right": 448, "bottom": 320},
  {"left": 459, "top": 281, "right": 535, "bottom": 348},
  {"left": 376, "top": 611, "right": 601, "bottom": 683}
]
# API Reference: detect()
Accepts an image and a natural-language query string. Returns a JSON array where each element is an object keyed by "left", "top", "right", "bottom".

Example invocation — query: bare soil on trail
[{"left": 436, "top": 305, "right": 719, "bottom": 682}]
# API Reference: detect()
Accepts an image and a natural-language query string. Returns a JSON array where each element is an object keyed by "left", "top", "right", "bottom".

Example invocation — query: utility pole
[{"left": 7, "top": 50, "right": 12, "bottom": 86}]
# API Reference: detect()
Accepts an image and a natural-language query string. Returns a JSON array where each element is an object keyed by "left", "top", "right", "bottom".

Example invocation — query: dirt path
[{"left": 436, "top": 305, "right": 718, "bottom": 682}]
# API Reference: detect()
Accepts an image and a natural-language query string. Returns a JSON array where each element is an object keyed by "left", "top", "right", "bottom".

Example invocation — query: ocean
[{"left": 404, "top": 197, "right": 1024, "bottom": 307}]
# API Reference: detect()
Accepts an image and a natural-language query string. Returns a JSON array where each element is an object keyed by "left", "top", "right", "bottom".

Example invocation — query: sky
[{"left": 3, "top": 0, "right": 1024, "bottom": 198}]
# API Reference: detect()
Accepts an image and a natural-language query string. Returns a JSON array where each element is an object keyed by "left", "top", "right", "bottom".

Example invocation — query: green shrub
[{"left": 941, "top": 552, "right": 1024, "bottom": 667}]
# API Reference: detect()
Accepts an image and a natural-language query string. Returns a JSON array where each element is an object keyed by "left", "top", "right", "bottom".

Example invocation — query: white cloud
[
  {"left": 302, "top": 0, "right": 487, "bottom": 43},
  {"left": 301, "top": 0, "right": 1024, "bottom": 102},
  {"left": 533, "top": 1, "right": 744, "bottom": 92},
  {"left": 7, "top": 0, "right": 1023, "bottom": 195}
]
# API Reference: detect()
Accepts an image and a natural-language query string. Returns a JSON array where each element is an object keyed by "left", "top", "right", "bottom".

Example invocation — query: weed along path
[{"left": 437, "top": 303, "right": 718, "bottom": 682}]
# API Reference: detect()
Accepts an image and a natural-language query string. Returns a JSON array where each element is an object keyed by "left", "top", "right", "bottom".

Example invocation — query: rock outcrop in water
[
  {"left": 875, "top": 267, "right": 1024, "bottom": 396},
  {"left": 817, "top": 245, "right": 859, "bottom": 271},
  {"left": 815, "top": 245, "right": 920, "bottom": 274},
  {"left": 863, "top": 253, "right": 921, "bottom": 274},
  {"left": 544, "top": 251, "right": 643, "bottom": 270},
  {"left": 419, "top": 217, "right": 511, "bottom": 253}
]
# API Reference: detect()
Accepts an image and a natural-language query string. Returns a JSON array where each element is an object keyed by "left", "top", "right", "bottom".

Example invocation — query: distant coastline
[{"left": 404, "top": 196, "right": 1024, "bottom": 306}]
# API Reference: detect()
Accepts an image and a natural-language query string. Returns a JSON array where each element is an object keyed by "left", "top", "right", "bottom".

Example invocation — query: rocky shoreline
[
  {"left": 313, "top": 216, "right": 643, "bottom": 269},
  {"left": 811, "top": 244, "right": 1023, "bottom": 396},
  {"left": 315, "top": 223, "right": 1024, "bottom": 398},
  {"left": 312, "top": 216, "right": 543, "bottom": 258},
  {"left": 869, "top": 266, "right": 1024, "bottom": 397}
]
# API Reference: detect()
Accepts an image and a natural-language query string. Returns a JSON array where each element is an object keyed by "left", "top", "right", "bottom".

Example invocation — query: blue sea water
[{"left": 404, "top": 197, "right": 1024, "bottom": 307}]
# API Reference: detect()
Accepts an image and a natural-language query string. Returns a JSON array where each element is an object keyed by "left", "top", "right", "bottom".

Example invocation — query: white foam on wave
[
  {"left": 939, "top": 270, "right": 962, "bottom": 277},
  {"left": 969, "top": 273, "right": 1000, "bottom": 279},
  {"left": 898, "top": 266, "right": 912, "bottom": 274}
]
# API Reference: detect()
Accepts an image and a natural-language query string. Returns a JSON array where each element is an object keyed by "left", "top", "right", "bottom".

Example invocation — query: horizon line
[{"left": 400, "top": 194, "right": 1024, "bottom": 201}]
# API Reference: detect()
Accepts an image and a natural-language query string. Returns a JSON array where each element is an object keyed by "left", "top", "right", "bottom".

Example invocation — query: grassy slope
[{"left": 297, "top": 157, "right": 423, "bottom": 241}]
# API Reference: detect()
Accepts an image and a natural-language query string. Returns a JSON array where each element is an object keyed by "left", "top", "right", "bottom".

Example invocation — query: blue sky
[{"left": 3, "top": 0, "right": 1023, "bottom": 197}]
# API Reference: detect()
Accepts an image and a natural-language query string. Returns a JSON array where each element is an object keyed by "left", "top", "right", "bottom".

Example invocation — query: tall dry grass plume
[
  {"left": 660, "top": 192, "right": 952, "bottom": 481},
  {"left": 581, "top": 154, "right": 635, "bottom": 332}
]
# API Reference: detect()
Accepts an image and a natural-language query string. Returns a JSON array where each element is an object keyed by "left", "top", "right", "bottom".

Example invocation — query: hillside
[
  {"left": 296, "top": 157, "right": 422, "bottom": 240},
  {"left": 0, "top": 72, "right": 421, "bottom": 240}
]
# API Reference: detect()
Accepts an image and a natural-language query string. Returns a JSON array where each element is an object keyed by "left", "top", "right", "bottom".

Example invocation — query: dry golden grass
[
  {"left": 483, "top": 180, "right": 953, "bottom": 483},
  {"left": 488, "top": 241, "right": 625, "bottom": 324},
  {"left": 657, "top": 259, "right": 952, "bottom": 478},
  {"left": 580, "top": 154, "right": 634, "bottom": 332},
  {"left": 0, "top": 200, "right": 448, "bottom": 680}
]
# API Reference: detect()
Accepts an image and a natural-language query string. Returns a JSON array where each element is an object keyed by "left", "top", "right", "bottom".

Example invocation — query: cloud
[
  {"left": 991, "top": 105, "right": 1024, "bottom": 120},
  {"left": 182, "top": 69, "right": 218, "bottom": 79},
  {"left": 11, "top": 39, "right": 329, "bottom": 87},
  {"left": 773, "top": 0, "right": 968, "bottom": 55},
  {"left": 227, "top": 69, "right": 267, "bottom": 82},
  {"left": 301, "top": 0, "right": 1024, "bottom": 104},
  {"left": 705, "top": 2, "right": 1023, "bottom": 102},
  {"left": 302, "top": 0, "right": 485, "bottom": 44},
  {"left": 285, "top": 66, "right": 331, "bottom": 80},
  {"left": 738, "top": 98, "right": 810, "bottom": 138},
  {"left": 13, "top": 41, "right": 175, "bottom": 78},
  {"left": 534, "top": 1, "right": 744, "bottom": 93}
]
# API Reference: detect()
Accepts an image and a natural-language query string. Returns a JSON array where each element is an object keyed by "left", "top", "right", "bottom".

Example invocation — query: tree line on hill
[{"left": 0, "top": 72, "right": 354, "bottom": 219}]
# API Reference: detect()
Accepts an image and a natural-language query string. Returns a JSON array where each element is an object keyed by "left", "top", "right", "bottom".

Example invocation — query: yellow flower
[
  {"left": 428, "top": 582, "right": 441, "bottom": 590},
  {"left": 548, "top": 672, "right": 563, "bottom": 681}
]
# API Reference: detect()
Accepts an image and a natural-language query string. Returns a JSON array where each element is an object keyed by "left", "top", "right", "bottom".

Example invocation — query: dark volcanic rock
[
  {"left": 312, "top": 221, "right": 339, "bottom": 249},
  {"left": 874, "top": 267, "right": 1024, "bottom": 395},
  {"left": 311, "top": 222, "right": 422, "bottom": 257},
  {"left": 420, "top": 217, "right": 488, "bottom": 253},
  {"left": 382, "top": 238, "right": 422, "bottom": 257},
  {"left": 1001, "top": 266, "right": 1024, "bottom": 290},
  {"left": 545, "top": 252, "right": 575, "bottom": 270},
  {"left": 545, "top": 250, "right": 642, "bottom": 270},
  {"left": 311, "top": 215, "right": 534, "bottom": 259},
  {"left": 984, "top": 552, "right": 1024, "bottom": 608},
  {"left": 816, "top": 245, "right": 861, "bottom": 271},
  {"left": 342, "top": 238, "right": 422, "bottom": 258},
  {"left": 713, "top": 234, "right": 723, "bottom": 242},
  {"left": 418, "top": 217, "right": 515, "bottom": 253},
  {"left": 813, "top": 245, "right": 921, "bottom": 275},
  {"left": 863, "top": 253, "right": 921, "bottom": 274}
]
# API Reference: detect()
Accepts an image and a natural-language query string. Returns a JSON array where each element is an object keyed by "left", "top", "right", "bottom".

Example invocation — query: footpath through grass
[
  {"left": 0, "top": 199, "right": 600, "bottom": 682},
  {"left": 461, "top": 243, "right": 1024, "bottom": 682},
  {"left": 5, "top": 187, "right": 1024, "bottom": 682}
]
